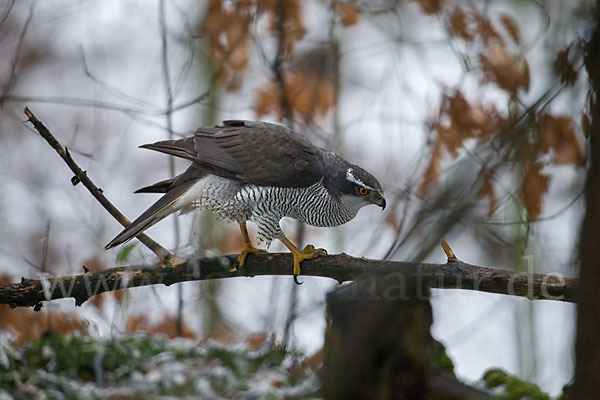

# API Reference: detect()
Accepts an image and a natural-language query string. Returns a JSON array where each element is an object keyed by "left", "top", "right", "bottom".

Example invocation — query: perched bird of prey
[{"left": 105, "top": 120, "right": 385, "bottom": 280}]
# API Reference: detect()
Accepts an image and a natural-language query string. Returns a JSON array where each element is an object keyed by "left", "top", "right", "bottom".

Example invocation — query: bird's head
[{"left": 336, "top": 165, "right": 386, "bottom": 213}]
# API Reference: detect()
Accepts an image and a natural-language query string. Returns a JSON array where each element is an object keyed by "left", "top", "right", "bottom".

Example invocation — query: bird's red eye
[{"left": 359, "top": 187, "right": 368, "bottom": 195}]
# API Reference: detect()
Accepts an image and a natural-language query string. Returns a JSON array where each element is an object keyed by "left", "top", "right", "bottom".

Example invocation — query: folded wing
[{"left": 141, "top": 120, "right": 325, "bottom": 188}]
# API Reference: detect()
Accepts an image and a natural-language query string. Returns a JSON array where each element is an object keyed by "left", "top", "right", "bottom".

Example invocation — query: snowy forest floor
[
  {"left": 0, "top": 332, "right": 557, "bottom": 399},
  {"left": 1, "top": 332, "right": 320, "bottom": 399}
]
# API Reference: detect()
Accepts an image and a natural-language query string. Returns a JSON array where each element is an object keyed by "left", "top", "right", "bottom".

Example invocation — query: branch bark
[{"left": 0, "top": 252, "right": 577, "bottom": 310}]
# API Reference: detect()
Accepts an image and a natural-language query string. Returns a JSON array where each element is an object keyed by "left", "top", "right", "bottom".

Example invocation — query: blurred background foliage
[{"left": 0, "top": 0, "right": 594, "bottom": 396}]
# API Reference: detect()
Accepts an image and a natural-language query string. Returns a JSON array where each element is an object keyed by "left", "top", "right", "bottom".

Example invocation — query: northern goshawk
[{"left": 105, "top": 120, "right": 385, "bottom": 280}]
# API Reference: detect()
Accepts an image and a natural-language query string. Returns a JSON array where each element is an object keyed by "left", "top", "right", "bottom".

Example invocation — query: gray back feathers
[{"left": 141, "top": 120, "right": 325, "bottom": 188}]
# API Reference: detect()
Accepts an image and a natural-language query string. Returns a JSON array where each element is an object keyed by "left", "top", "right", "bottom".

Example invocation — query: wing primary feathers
[
  {"left": 140, "top": 138, "right": 196, "bottom": 161},
  {"left": 134, "top": 177, "right": 176, "bottom": 193}
]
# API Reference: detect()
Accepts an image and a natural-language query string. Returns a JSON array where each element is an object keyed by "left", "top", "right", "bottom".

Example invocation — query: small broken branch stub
[{"left": 441, "top": 240, "right": 457, "bottom": 262}]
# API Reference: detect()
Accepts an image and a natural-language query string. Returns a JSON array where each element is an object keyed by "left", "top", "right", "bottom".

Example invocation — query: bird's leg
[
  {"left": 280, "top": 236, "right": 327, "bottom": 277},
  {"left": 237, "top": 222, "right": 267, "bottom": 266}
]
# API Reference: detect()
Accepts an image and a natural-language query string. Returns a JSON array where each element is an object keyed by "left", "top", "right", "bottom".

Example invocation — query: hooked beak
[{"left": 375, "top": 193, "right": 386, "bottom": 210}]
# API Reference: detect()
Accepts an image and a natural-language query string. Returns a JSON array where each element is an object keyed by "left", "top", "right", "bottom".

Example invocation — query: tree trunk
[
  {"left": 574, "top": 3, "right": 600, "bottom": 397},
  {"left": 322, "top": 271, "right": 492, "bottom": 400}
]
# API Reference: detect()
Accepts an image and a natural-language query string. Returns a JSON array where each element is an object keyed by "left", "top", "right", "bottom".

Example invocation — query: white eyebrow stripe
[{"left": 346, "top": 168, "right": 376, "bottom": 190}]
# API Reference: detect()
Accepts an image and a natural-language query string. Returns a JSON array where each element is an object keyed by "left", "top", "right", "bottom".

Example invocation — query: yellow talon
[
  {"left": 237, "top": 222, "right": 266, "bottom": 267},
  {"left": 238, "top": 244, "right": 267, "bottom": 266},
  {"left": 281, "top": 237, "right": 327, "bottom": 276}
]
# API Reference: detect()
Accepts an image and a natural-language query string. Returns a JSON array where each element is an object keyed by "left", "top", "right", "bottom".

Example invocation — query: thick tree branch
[
  {"left": 24, "top": 107, "right": 176, "bottom": 264},
  {"left": 0, "top": 252, "right": 577, "bottom": 309}
]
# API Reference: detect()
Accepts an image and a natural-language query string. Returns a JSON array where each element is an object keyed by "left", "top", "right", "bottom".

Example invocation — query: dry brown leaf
[
  {"left": 335, "top": 2, "right": 360, "bottom": 27},
  {"left": 246, "top": 332, "right": 268, "bottom": 351},
  {"left": 0, "top": 304, "right": 83, "bottom": 346},
  {"left": 441, "top": 91, "right": 504, "bottom": 141},
  {"left": 480, "top": 44, "right": 529, "bottom": 93},
  {"left": 125, "top": 315, "right": 147, "bottom": 333},
  {"left": 519, "top": 163, "right": 550, "bottom": 220},
  {"left": 478, "top": 176, "right": 498, "bottom": 216},
  {"left": 91, "top": 292, "right": 105, "bottom": 308},
  {"left": 270, "top": 376, "right": 286, "bottom": 387},
  {"left": 437, "top": 125, "right": 462, "bottom": 156},
  {"left": 287, "top": 71, "right": 335, "bottom": 117},
  {"left": 539, "top": 114, "right": 585, "bottom": 166},
  {"left": 0, "top": 274, "right": 84, "bottom": 345},
  {"left": 474, "top": 14, "right": 502, "bottom": 45},
  {"left": 414, "top": 0, "right": 444, "bottom": 15},
  {"left": 448, "top": 9, "right": 472, "bottom": 41},
  {"left": 500, "top": 14, "right": 520, "bottom": 44},
  {"left": 263, "top": 0, "right": 306, "bottom": 57},
  {"left": 302, "top": 347, "right": 324, "bottom": 370},
  {"left": 202, "top": 0, "right": 252, "bottom": 90},
  {"left": 421, "top": 89, "right": 509, "bottom": 196},
  {"left": 255, "top": 71, "right": 335, "bottom": 120},
  {"left": 514, "top": 141, "right": 538, "bottom": 170},
  {"left": 554, "top": 47, "right": 578, "bottom": 86},
  {"left": 255, "top": 81, "right": 279, "bottom": 118},
  {"left": 447, "top": 91, "right": 482, "bottom": 135},
  {"left": 385, "top": 210, "right": 402, "bottom": 230},
  {"left": 125, "top": 314, "right": 195, "bottom": 339},
  {"left": 418, "top": 139, "right": 443, "bottom": 197},
  {"left": 211, "top": 324, "right": 236, "bottom": 345}
]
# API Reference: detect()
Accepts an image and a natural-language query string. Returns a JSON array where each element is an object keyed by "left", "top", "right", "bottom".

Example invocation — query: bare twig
[
  {"left": 23, "top": 107, "right": 176, "bottom": 264},
  {"left": 79, "top": 46, "right": 156, "bottom": 109},
  {"left": 158, "top": 0, "right": 180, "bottom": 251},
  {"left": 158, "top": 0, "right": 184, "bottom": 337},
  {"left": 0, "top": 0, "right": 15, "bottom": 29},
  {"left": 272, "top": 0, "right": 294, "bottom": 123},
  {"left": 0, "top": 0, "right": 35, "bottom": 103},
  {"left": 0, "top": 252, "right": 577, "bottom": 309}
]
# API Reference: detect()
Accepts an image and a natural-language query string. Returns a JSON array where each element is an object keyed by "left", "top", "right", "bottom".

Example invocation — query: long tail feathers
[
  {"left": 106, "top": 146, "right": 207, "bottom": 250},
  {"left": 104, "top": 181, "right": 196, "bottom": 250},
  {"left": 104, "top": 212, "right": 164, "bottom": 250}
]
